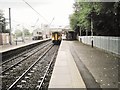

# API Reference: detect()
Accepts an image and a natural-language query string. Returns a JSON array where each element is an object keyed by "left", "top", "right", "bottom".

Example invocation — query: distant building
[
  {"left": 63, "top": 25, "right": 73, "bottom": 32},
  {"left": 63, "top": 25, "right": 76, "bottom": 40},
  {"left": 41, "top": 24, "right": 50, "bottom": 38},
  {"left": 0, "top": 33, "right": 9, "bottom": 45}
]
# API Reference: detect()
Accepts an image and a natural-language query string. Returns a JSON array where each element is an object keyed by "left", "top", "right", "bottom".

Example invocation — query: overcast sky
[{"left": 0, "top": 0, "right": 74, "bottom": 32}]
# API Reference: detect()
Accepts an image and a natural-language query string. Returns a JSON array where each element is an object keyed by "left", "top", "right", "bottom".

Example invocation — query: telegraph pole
[
  {"left": 91, "top": 8, "right": 95, "bottom": 48},
  {"left": 91, "top": 18, "right": 93, "bottom": 36},
  {"left": 9, "top": 8, "right": 12, "bottom": 45}
]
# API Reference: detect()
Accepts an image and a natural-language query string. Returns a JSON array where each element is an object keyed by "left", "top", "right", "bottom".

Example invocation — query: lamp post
[
  {"left": 15, "top": 24, "right": 20, "bottom": 45},
  {"left": 90, "top": 7, "right": 95, "bottom": 48},
  {"left": 91, "top": 17, "right": 93, "bottom": 36}
]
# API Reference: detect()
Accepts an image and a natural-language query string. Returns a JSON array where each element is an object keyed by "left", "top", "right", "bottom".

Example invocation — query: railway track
[
  {"left": 1, "top": 42, "right": 56, "bottom": 89},
  {"left": 7, "top": 45, "right": 59, "bottom": 90},
  {"left": 37, "top": 47, "right": 58, "bottom": 90},
  {"left": 1, "top": 41, "right": 51, "bottom": 66},
  {"left": 1, "top": 41, "right": 52, "bottom": 74}
]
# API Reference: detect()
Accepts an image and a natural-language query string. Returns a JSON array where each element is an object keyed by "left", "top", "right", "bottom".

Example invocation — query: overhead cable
[{"left": 22, "top": 0, "right": 48, "bottom": 23}]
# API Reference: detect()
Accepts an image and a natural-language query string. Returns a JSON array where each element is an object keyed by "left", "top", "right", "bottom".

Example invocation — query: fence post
[{"left": 91, "top": 36, "right": 93, "bottom": 48}]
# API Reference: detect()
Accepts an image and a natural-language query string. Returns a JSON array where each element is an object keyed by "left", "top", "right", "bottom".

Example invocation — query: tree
[
  {"left": 23, "top": 28, "right": 30, "bottom": 37},
  {"left": 69, "top": 2, "right": 120, "bottom": 36},
  {"left": 14, "top": 29, "right": 22, "bottom": 37},
  {"left": 92, "top": 2, "right": 119, "bottom": 36},
  {"left": 70, "top": 2, "right": 101, "bottom": 35},
  {"left": 0, "top": 9, "right": 6, "bottom": 33}
]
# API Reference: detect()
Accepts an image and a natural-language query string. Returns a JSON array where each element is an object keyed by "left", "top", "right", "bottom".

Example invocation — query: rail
[
  {"left": 1, "top": 42, "right": 52, "bottom": 74},
  {"left": 7, "top": 45, "right": 53, "bottom": 90},
  {"left": 37, "top": 47, "right": 57, "bottom": 90}
]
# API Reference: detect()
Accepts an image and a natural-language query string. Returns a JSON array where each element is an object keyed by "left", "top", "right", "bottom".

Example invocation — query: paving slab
[
  {"left": 49, "top": 40, "right": 119, "bottom": 89},
  {"left": 48, "top": 40, "right": 86, "bottom": 88},
  {"left": 70, "top": 41, "right": 119, "bottom": 89}
]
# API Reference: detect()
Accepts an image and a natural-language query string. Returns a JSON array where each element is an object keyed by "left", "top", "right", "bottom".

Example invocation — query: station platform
[
  {"left": 49, "top": 40, "right": 119, "bottom": 89},
  {"left": 0, "top": 39, "right": 50, "bottom": 53},
  {"left": 48, "top": 41, "right": 86, "bottom": 88}
]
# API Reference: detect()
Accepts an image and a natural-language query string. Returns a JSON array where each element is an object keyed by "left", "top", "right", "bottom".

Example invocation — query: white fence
[{"left": 78, "top": 36, "right": 120, "bottom": 55}]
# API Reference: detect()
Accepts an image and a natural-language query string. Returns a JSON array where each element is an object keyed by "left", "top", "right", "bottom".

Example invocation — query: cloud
[
  {"left": 1, "top": 0, "right": 74, "bottom": 32},
  {"left": 0, "top": 0, "right": 51, "bottom": 9}
]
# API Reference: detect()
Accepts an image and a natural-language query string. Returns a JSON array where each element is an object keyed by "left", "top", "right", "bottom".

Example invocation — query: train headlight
[{"left": 52, "top": 37, "right": 54, "bottom": 40}]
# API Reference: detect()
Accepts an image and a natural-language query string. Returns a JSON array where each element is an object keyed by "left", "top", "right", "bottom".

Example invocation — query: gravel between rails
[
  {"left": 2, "top": 43, "right": 53, "bottom": 89},
  {"left": 14, "top": 45, "right": 59, "bottom": 89},
  {"left": 1, "top": 41, "right": 52, "bottom": 71}
]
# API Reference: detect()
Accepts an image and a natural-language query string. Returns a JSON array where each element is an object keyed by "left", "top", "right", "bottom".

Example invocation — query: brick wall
[{"left": 0, "top": 33, "right": 10, "bottom": 45}]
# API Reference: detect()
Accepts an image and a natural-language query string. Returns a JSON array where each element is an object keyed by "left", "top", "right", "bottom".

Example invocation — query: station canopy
[
  {"left": 50, "top": 28, "right": 62, "bottom": 32},
  {"left": 63, "top": 25, "right": 74, "bottom": 32}
]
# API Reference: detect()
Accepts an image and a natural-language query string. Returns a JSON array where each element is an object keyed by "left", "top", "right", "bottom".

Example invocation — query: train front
[{"left": 52, "top": 32, "right": 62, "bottom": 45}]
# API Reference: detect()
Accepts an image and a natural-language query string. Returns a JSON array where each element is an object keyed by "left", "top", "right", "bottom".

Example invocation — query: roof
[
  {"left": 50, "top": 28, "right": 62, "bottom": 32},
  {"left": 33, "top": 28, "right": 42, "bottom": 32},
  {"left": 63, "top": 25, "right": 74, "bottom": 32}
]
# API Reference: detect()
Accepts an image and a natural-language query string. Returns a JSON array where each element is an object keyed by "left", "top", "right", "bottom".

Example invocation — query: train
[
  {"left": 51, "top": 31, "right": 62, "bottom": 45},
  {"left": 32, "top": 29, "right": 43, "bottom": 40}
]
